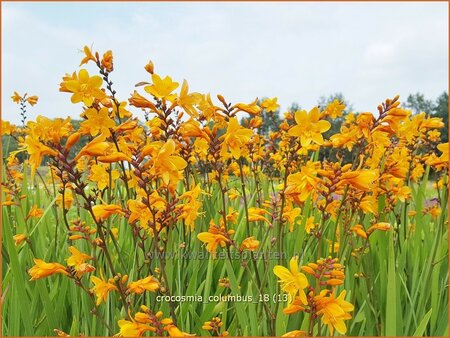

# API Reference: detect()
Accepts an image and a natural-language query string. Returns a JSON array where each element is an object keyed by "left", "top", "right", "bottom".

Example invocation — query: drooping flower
[
  {"left": 127, "top": 276, "right": 160, "bottom": 294},
  {"left": 92, "top": 204, "right": 124, "bottom": 222},
  {"left": 13, "top": 234, "right": 27, "bottom": 246},
  {"left": 232, "top": 98, "right": 262, "bottom": 115},
  {"left": 28, "top": 258, "right": 69, "bottom": 280}
]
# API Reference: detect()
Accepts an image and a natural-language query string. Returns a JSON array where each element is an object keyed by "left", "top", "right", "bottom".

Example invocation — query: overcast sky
[{"left": 2, "top": 2, "right": 448, "bottom": 124}]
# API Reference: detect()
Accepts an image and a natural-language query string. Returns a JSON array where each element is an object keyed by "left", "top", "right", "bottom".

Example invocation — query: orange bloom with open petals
[
  {"left": 90, "top": 276, "right": 118, "bottom": 306},
  {"left": 147, "top": 139, "right": 187, "bottom": 184},
  {"left": 220, "top": 117, "right": 253, "bottom": 159},
  {"left": 23, "top": 136, "right": 58, "bottom": 178},
  {"left": 66, "top": 246, "right": 91, "bottom": 266},
  {"left": 273, "top": 256, "right": 309, "bottom": 304},
  {"left": 288, "top": 107, "right": 331, "bottom": 146},
  {"left": 315, "top": 290, "right": 354, "bottom": 335},
  {"left": 144, "top": 74, "right": 179, "bottom": 101},
  {"left": 197, "top": 226, "right": 231, "bottom": 258},
  {"left": 61, "top": 69, "right": 105, "bottom": 106},
  {"left": 27, "top": 204, "right": 43, "bottom": 219}
]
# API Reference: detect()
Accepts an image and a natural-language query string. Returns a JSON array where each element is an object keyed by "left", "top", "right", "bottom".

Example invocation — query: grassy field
[{"left": 1, "top": 46, "right": 448, "bottom": 337}]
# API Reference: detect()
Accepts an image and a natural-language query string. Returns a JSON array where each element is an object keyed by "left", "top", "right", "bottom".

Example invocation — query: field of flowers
[{"left": 1, "top": 46, "right": 448, "bottom": 337}]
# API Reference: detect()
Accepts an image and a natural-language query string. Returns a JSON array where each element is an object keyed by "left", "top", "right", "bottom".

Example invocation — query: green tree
[
  {"left": 403, "top": 93, "right": 435, "bottom": 115},
  {"left": 433, "top": 92, "right": 448, "bottom": 143}
]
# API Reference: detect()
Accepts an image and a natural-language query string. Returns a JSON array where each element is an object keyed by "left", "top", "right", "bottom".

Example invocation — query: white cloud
[{"left": 2, "top": 2, "right": 448, "bottom": 124}]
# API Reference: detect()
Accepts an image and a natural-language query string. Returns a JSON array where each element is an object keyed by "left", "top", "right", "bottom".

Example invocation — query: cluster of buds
[
  {"left": 301, "top": 257, "right": 345, "bottom": 287},
  {"left": 202, "top": 317, "right": 228, "bottom": 336},
  {"left": 218, "top": 277, "right": 230, "bottom": 288},
  {"left": 350, "top": 222, "right": 391, "bottom": 240},
  {"left": 69, "top": 219, "right": 97, "bottom": 241}
]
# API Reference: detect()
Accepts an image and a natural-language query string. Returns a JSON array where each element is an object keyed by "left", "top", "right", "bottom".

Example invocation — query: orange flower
[
  {"left": 282, "top": 330, "right": 306, "bottom": 337},
  {"left": 273, "top": 256, "right": 309, "bottom": 304},
  {"left": 174, "top": 80, "right": 201, "bottom": 118},
  {"left": 13, "top": 234, "right": 27, "bottom": 246},
  {"left": 240, "top": 236, "right": 260, "bottom": 251},
  {"left": 79, "top": 45, "right": 97, "bottom": 66},
  {"left": 26, "top": 95, "right": 39, "bottom": 106},
  {"left": 144, "top": 60, "right": 154, "bottom": 74},
  {"left": 128, "top": 90, "right": 157, "bottom": 110},
  {"left": 81, "top": 107, "right": 115, "bottom": 137},
  {"left": 144, "top": 74, "right": 179, "bottom": 101},
  {"left": 90, "top": 276, "right": 118, "bottom": 306},
  {"left": 197, "top": 226, "right": 231, "bottom": 258},
  {"left": 350, "top": 224, "right": 367, "bottom": 239},
  {"left": 147, "top": 139, "right": 187, "bottom": 184},
  {"left": 11, "top": 91, "right": 22, "bottom": 103},
  {"left": 92, "top": 204, "right": 124, "bottom": 222},
  {"left": 220, "top": 118, "right": 253, "bottom": 159},
  {"left": 74, "top": 133, "right": 112, "bottom": 161},
  {"left": 116, "top": 319, "right": 155, "bottom": 337},
  {"left": 23, "top": 136, "right": 58, "bottom": 178},
  {"left": 127, "top": 276, "right": 160, "bottom": 294},
  {"left": 288, "top": 107, "right": 331, "bottom": 146},
  {"left": 101, "top": 50, "right": 113, "bottom": 72},
  {"left": 28, "top": 258, "right": 69, "bottom": 280},
  {"left": 162, "top": 318, "right": 194, "bottom": 337},
  {"left": 261, "top": 97, "right": 279, "bottom": 113},
  {"left": 338, "top": 169, "right": 378, "bottom": 191},
  {"left": 27, "top": 205, "right": 43, "bottom": 219},
  {"left": 233, "top": 98, "right": 262, "bottom": 115},
  {"left": 66, "top": 246, "right": 92, "bottom": 268},
  {"left": 315, "top": 290, "right": 354, "bottom": 335},
  {"left": 61, "top": 69, "right": 105, "bottom": 106},
  {"left": 367, "top": 222, "right": 391, "bottom": 234}
]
